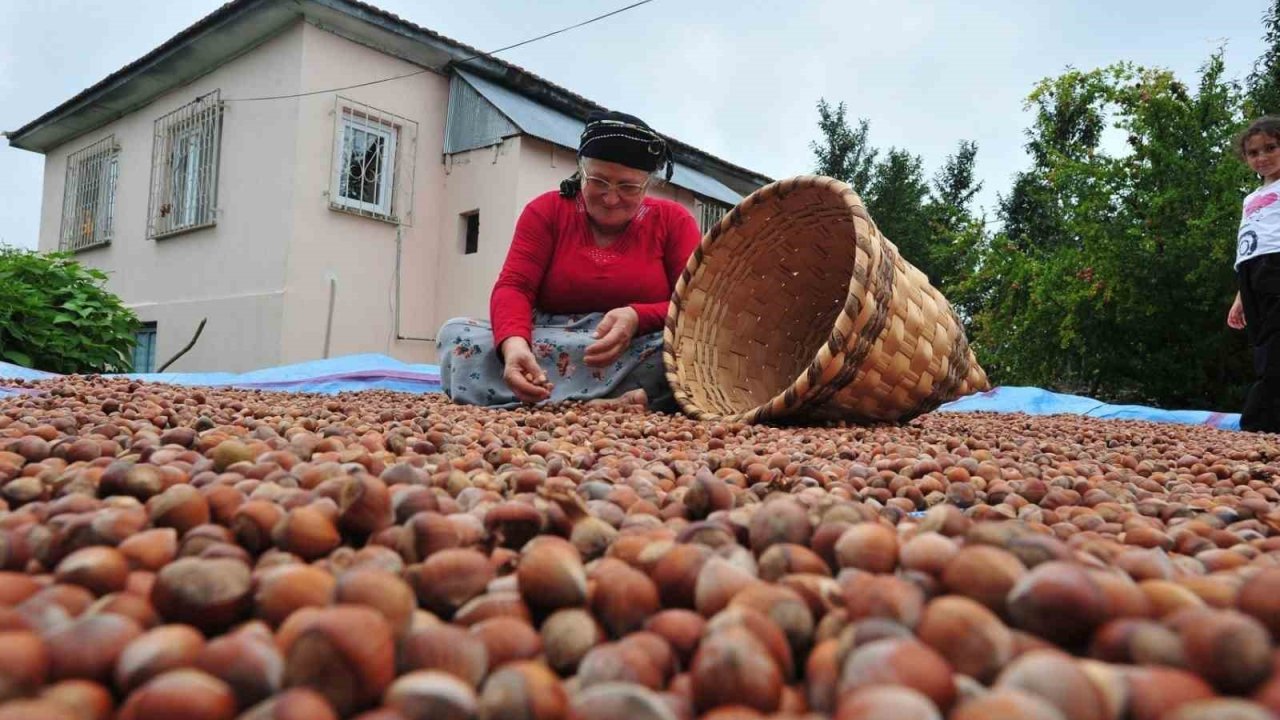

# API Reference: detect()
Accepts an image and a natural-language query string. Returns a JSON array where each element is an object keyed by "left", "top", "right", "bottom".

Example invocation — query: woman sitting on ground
[{"left": 437, "top": 110, "right": 702, "bottom": 411}]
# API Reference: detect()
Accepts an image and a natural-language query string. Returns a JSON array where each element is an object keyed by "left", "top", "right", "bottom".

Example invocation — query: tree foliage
[
  {"left": 963, "top": 56, "right": 1253, "bottom": 406},
  {"left": 0, "top": 248, "right": 141, "bottom": 373},
  {"left": 809, "top": 6, "right": 1280, "bottom": 410},
  {"left": 1248, "top": 0, "right": 1280, "bottom": 115}
]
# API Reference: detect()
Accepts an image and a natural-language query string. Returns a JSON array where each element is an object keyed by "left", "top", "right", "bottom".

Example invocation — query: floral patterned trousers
[{"left": 437, "top": 312, "right": 675, "bottom": 411}]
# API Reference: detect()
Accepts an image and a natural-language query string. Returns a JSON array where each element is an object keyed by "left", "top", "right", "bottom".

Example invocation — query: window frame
[
  {"left": 331, "top": 109, "right": 398, "bottom": 219},
  {"left": 147, "top": 91, "right": 224, "bottom": 240},
  {"left": 59, "top": 136, "right": 120, "bottom": 252},
  {"left": 132, "top": 322, "right": 158, "bottom": 374},
  {"left": 461, "top": 210, "right": 480, "bottom": 255}
]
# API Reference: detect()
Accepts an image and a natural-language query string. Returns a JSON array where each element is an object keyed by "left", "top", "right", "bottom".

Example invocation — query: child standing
[{"left": 1229, "top": 116, "right": 1280, "bottom": 432}]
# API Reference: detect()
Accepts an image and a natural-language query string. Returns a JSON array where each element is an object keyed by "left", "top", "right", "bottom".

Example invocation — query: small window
[
  {"left": 462, "top": 211, "right": 479, "bottom": 254},
  {"left": 60, "top": 136, "right": 119, "bottom": 252},
  {"left": 132, "top": 323, "right": 158, "bottom": 373},
  {"left": 696, "top": 198, "right": 729, "bottom": 234},
  {"left": 148, "top": 91, "right": 224, "bottom": 239},
  {"left": 334, "top": 111, "right": 397, "bottom": 216}
]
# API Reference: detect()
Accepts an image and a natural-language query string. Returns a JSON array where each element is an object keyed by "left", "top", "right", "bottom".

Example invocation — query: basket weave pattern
[{"left": 663, "top": 175, "right": 990, "bottom": 424}]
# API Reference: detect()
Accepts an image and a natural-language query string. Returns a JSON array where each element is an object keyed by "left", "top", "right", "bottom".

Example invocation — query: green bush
[{"left": 0, "top": 248, "right": 141, "bottom": 373}]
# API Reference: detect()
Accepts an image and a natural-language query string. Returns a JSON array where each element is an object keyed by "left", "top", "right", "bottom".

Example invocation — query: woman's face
[
  {"left": 579, "top": 158, "right": 650, "bottom": 231},
  {"left": 1245, "top": 132, "right": 1280, "bottom": 183}
]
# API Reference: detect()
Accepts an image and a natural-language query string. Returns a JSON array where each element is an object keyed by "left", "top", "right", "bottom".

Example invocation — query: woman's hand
[
  {"left": 500, "top": 337, "right": 553, "bottom": 403},
  {"left": 1229, "top": 292, "right": 1247, "bottom": 330},
  {"left": 585, "top": 307, "right": 640, "bottom": 368}
]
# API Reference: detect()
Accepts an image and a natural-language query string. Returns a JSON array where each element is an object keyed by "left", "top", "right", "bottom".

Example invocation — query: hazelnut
[
  {"left": 271, "top": 506, "right": 341, "bottom": 561},
  {"left": 146, "top": 484, "right": 210, "bottom": 535},
  {"left": 517, "top": 536, "right": 588, "bottom": 613},
  {"left": 838, "top": 637, "right": 955, "bottom": 712},
  {"left": 650, "top": 542, "right": 713, "bottom": 609},
  {"left": 0, "top": 629, "right": 48, "bottom": 701},
  {"left": 398, "top": 623, "right": 489, "bottom": 688},
  {"left": 405, "top": 548, "right": 494, "bottom": 618},
  {"left": 453, "top": 590, "right": 533, "bottom": 627},
  {"left": 469, "top": 616, "right": 542, "bottom": 670},
  {"left": 690, "top": 627, "right": 783, "bottom": 714},
  {"left": 384, "top": 670, "right": 478, "bottom": 720},
  {"left": 1007, "top": 561, "right": 1107, "bottom": 646},
  {"left": 540, "top": 607, "right": 604, "bottom": 674},
  {"left": 117, "top": 669, "right": 237, "bottom": 720},
  {"left": 940, "top": 545, "right": 1026, "bottom": 615},
  {"left": 833, "top": 523, "right": 898, "bottom": 574},
  {"left": 747, "top": 498, "right": 812, "bottom": 556},
  {"left": 54, "top": 546, "right": 129, "bottom": 596},
  {"left": 114, "top": 624, "right": 206, "bottom": 694},
  {"left": 46, "top": 613, "right": 143, "bottom": 683},
  {"left": 194, "top": 623, "right": 284, "bottom": 709},
  {"left": 591, "top": 560, "right": 660, "bottom": 637},
  {"left": 253, "top": 564, "right": 336, "bottom": 628},
  {"left": 151, "top": 558, "right": 251, "bottom": 634},
  {"left": 898, "top": 532, "right": 958, "bottom": 576},
  {"left": 477, "top": 661, "right": 566, "bottom": 720},
  {"left": 916, "top": 595, "right": 1013, "bottom": 683},
  {"left": 1175, "top": 608, "right": 1273, "bottom": 694},
  {"left": 117, "top": 528, "right": 178, "bottom": 572},
  {"left": 334, "top": 568, "right": 415, "bottom": 637},
  {"left": 569, "top": 682, "right": 681, "bottom": 720},
  {"left": 949, "top": 688, "right": 1070, "bottom": 720},
  {"left": 577, "top": 641, "right": 664, "bottom": 690},
  {"left": 1126, "top": 666, "right": 1217, "bottom": 720},
  {"left": 643, "top": 609, "right": 705, "bottom": 666},
  {"left": 38, "top": 679, "right": 115, "bottom": 720},
  {"left": 834, "top": 685, "right": 942, "bottom": 720},
  {"left": 994, "top": 650, "right": 1110, "bottom": 720},
  {"left": 234, "top": 687, "right": 338, "bottom": 720},
  {"left": 278, "top": 605, "right": 395, "bottom": 716}
]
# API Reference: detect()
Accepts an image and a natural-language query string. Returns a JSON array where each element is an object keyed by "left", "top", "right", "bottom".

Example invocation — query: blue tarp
[
  {"left": 937, "top": 385, "right": 1240, "bottom": 431},
  {"left": 0, "top": 355, "right": 1242, "bottom": 430},
  {"left": 0, "top": 354, "right": 442, "bottom": 398}
]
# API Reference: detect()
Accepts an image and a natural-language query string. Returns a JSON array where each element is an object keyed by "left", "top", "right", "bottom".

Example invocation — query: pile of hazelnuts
[{"left": 2, "top": 375, "right": 1280, "bottom": 719}]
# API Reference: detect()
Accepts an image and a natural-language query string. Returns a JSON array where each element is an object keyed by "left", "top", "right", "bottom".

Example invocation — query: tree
[
  {"left": 810, "top": 99, "right": 877, "bottom": 192},
  {"left": 0, "top": 249, "right": 141, "bottom": 373},
  {"left": 964, "top": 55, "right": 1253, "bottom": 407},
  {"left": 924, "top": 141, "right": 987, "bottom": 300},
  {"left": 865, "top": 148, "right": 931, "bottom": 274},
  {"left": 1248, "top": 0, "right": 1280, "bottom": 115}
]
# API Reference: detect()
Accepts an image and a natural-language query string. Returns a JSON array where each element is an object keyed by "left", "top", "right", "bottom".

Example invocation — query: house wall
[
  {"left": 35, "top": 22, "right": 309, "bottom": 372},
  {"left": 31, "top": 19, "right": 718, "bottom": 373},
  {"left": 277, "top": 23, "right": 449, "bottom": 365}
]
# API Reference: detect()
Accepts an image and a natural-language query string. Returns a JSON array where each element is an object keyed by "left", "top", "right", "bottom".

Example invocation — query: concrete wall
[
  {"left": 33, "top": 21, "right": 714, "bottom": 372},
  {"left": 36, "top": 22, "right": 308, "bottom": 372},
  {"left": 274, "top": 22, "right": 449, "bottom": 366}
]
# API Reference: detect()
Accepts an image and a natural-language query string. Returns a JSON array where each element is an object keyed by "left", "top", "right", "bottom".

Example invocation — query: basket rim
[{"left": 663, "top": 174, "right": 889, "bottom": 424}]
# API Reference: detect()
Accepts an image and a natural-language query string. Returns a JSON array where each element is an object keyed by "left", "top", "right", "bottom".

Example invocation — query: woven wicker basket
[{"left": 663, "top": 175, "right": 990, "bottom": 425}]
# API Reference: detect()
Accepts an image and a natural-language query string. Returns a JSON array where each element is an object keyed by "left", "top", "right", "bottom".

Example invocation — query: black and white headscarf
[{"left": 561, "top": 110, "right": 674, "bottom": 197}]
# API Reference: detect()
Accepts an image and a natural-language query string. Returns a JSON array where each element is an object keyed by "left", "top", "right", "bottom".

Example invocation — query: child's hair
[{"left": 1238, "top": 116, "right": 1280, "bottom": 158}]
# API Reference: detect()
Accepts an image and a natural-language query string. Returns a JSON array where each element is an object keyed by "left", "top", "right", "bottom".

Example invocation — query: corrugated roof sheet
[{"left": 457, "top": 69, "right": 742, "bottom": 207}]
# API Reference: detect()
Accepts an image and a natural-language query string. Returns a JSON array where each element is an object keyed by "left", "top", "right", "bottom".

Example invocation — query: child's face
[{"left": 1245, "top": 132, "right": 1280, "bottom": 183}]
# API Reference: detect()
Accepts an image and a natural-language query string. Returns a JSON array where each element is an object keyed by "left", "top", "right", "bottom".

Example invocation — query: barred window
[
  {"left": 59, "top": 136, "right": 119, "bottom": 252},
  {"left": 329, "top": 98, "right": 418, "bottom": 224},
  {"left": 696, "top": 198, "right": 729, "bottom": 235},
  {"left": 148, "top": 91, "right": 223, "bottom": 239},
  {"left": 132, "top": 322, "right": 157, "bottom": 373}
]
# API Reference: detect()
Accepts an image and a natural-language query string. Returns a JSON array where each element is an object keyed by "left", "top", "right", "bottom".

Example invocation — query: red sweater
[{"left": 490, "top": 191, "right": 702, "bottom": 348}]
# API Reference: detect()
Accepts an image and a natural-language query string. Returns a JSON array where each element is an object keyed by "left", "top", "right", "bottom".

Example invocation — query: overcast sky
[{"left": 0, "top": 0, "right": 1272, "bottom": 250}]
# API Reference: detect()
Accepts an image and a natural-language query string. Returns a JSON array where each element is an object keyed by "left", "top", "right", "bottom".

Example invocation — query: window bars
[
  {"left": 59, "top": 136, "right": 119, "bottom": 252},
  {"left": 329, "top": 97, "right": 417, "bottom": 225},
  {"left": 696, "top": 198, "right": 729, "bottom": 235},
  {"left": 148, "top": 91, "right": 223, "bottom": 239}
]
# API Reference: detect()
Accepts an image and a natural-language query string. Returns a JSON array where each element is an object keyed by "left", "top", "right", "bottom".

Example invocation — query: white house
[{"left": 5, "top": 0, "right": 769, "bottom": 373}]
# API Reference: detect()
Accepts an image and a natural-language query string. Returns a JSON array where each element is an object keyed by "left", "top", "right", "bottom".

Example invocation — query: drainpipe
[{"left": 395, "top": 223, "right": 435, "bottom": 342}]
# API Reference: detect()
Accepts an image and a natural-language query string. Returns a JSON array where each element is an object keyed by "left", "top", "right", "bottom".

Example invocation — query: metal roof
[{"left": 456, "top": 70, "right": 742, "bottom": 207}]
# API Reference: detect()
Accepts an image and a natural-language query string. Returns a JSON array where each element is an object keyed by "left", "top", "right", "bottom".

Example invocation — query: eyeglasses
[{"left": 581, "top": 173, "right": 649, "bottom": 200}]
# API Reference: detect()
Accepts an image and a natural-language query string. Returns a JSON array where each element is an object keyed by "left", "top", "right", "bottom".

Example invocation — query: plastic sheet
[{"left": 0, "top": 356, "right": 1242, "bottom": 430}]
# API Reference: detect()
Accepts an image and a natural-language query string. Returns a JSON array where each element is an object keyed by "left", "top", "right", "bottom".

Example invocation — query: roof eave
[{"left": 7, "top": 0, "right": 297, "bottom": 154}]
